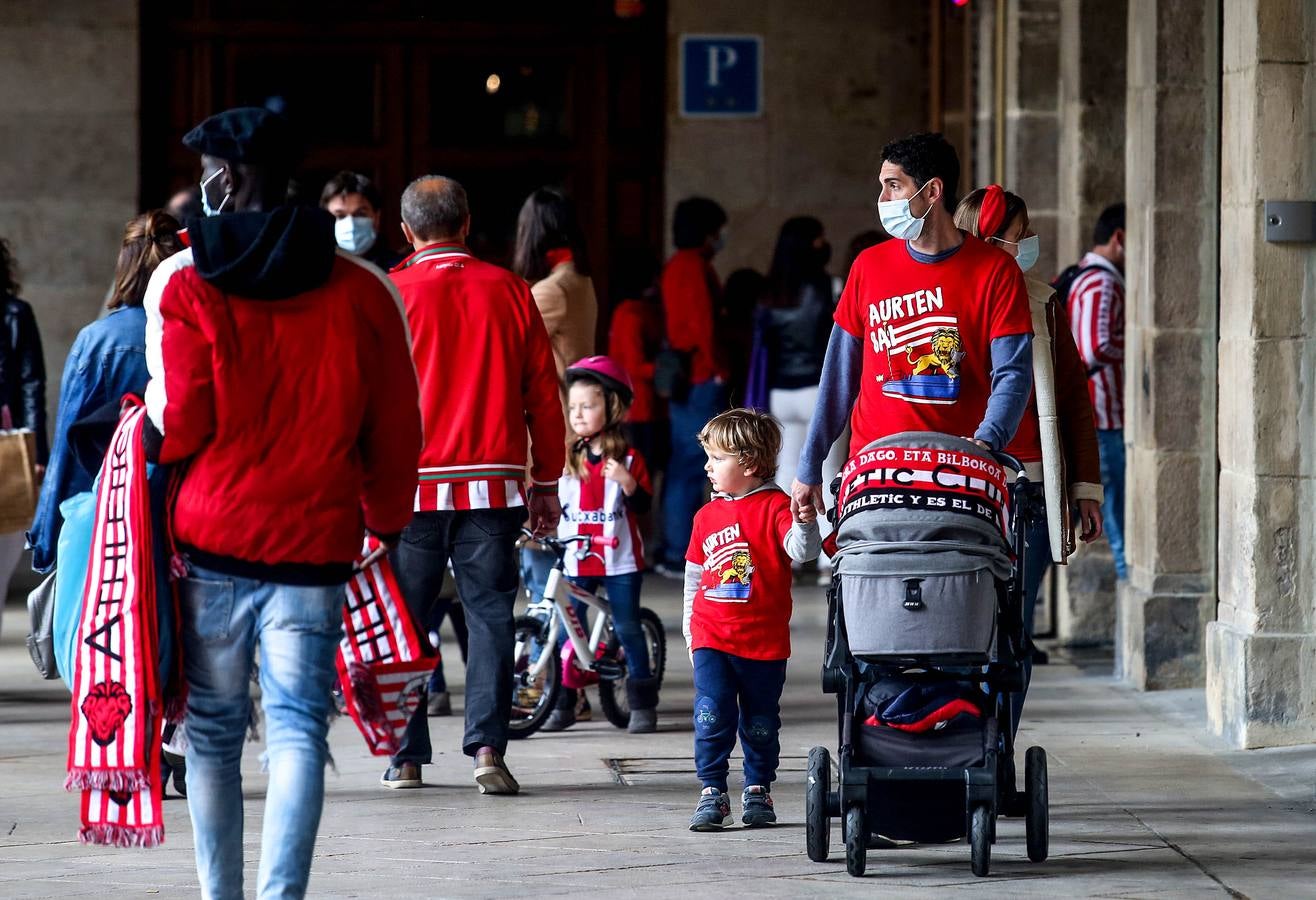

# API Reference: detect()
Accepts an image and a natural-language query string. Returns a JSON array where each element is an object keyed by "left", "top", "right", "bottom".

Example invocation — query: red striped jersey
[
  {"left": 1066, "top": 253, "right": 1125, "bottom": 430},
  {"left": 415, "top": 465, "right": 526, "bottom": 512},
  {"left": 556, "top": 449, "right": 652, "bottom": 576}
]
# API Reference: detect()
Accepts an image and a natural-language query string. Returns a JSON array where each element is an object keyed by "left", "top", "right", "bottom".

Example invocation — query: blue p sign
[{"left": 680, "top": 35, "right": 763, "bottom": 118}]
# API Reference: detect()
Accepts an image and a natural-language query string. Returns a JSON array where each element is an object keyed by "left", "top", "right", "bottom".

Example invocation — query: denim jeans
[
  {"left": 391, "top": 508, "right": 524, "bottom": 762},
  {"left": 692, "top": 649, "right": 788, "bottom": 792},
  {"left": 661, "top": 379, "right": 725, "bottom": 567},
  {"left": 179, "top": 564, "right": 343, "bottom": 900},
  {"left": 568, "top": 572, "right": 651, "bottom": 682},
  {"left": 1096, "top": 428, "right": 1127, "bottom": 580},
  {"left": 1011, "top": 509, "right": 1051, "bottom": 732}
]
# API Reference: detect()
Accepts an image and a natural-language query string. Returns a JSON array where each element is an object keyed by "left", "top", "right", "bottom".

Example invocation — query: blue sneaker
[
  {"left": 689, "top": 788, "right": 733, "bottom": 831},
  {"left": 741, "top": 785, "right": 777, "bottom": 827}
]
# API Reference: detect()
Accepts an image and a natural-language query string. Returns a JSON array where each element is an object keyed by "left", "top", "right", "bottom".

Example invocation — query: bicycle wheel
[
  {"left": 508, "top": 614, "right": 560, "bottom": 738},
  {"left": 597, "top": 607, "right": 667, "bottom": 728}
]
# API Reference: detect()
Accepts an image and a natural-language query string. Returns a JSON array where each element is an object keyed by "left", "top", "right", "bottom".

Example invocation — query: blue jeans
[
  {"left": 179, "top": 565, "right": 343, "bottom": 900},
  {"left": 1097, "top": 428, "right": 1127, "bottom": 580},
  {"left": 569, "top": 572, "right": 652, "bottom": 682},
  {"left": 662, "top": 379, "right": 725, "bottom": 567},
  {"left": 692, "top": 649, "right": 787, "bottom": 792},
  {"left": 1011, "top": 509, "right": 1051, "bottom": 732}
]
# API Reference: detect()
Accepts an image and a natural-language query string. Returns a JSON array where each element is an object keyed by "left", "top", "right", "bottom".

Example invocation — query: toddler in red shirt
[{"left": 683, "top": 409, "right": 820, "bottom": 831}]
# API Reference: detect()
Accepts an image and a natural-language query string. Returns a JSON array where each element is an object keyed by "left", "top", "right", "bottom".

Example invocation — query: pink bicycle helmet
[{"left": 565, "top": 355, "right": 634, "bottom": 406}]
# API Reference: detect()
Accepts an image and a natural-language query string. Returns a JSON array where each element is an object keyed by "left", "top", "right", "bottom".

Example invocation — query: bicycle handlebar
[{"left": 519, "top": 529, "right": 618, "bottom": 551}]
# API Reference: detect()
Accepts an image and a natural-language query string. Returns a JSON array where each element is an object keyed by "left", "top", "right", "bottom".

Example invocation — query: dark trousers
[
  {"left": 661, "top": 379, "right": 725, "bottom": 567},
  {"left": 692, "top": 648, "right": 788, "bottom": 793},
  {"left": 390, "top": 508, "right": 524, "bottom": 761}
]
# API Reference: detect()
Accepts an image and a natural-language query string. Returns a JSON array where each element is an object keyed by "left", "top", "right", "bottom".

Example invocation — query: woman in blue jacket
[{"left": 29, "top": 210, "right": 183, "bottom": 572}]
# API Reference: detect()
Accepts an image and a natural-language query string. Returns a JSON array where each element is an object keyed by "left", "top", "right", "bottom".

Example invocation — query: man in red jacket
[
  {"left": 144, "top": 107, "right": 421, "bottom": 899},
  {"left": 383, "top": 175, "right": 565, "bottom": 795}
]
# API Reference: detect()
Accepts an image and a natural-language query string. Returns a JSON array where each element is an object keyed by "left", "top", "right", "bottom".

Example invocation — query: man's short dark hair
[
  {"left": 319, "top": 170, "right": 383, "bottom": 212},
  {"left": 401, "top": 176, "right": 469, "bottom": 241},
  {"left": 672, "top": 196, "right": 727, "bottom": 249},
  {"left": 1093, "top": 202, "right": 1126, "bottom": 246},
  {"left": 880, "top": 132, "right": 961, "bottom": 212}
]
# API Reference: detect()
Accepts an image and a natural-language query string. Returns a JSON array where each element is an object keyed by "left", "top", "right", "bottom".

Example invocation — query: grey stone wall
[
  {"left": 0, "top": 1, "right": 140, "bottom": 426},
  {"left": 1207, "top": 0, "right": 1316, "bottom": 747},
  {"left": 665, "top": 0, "right": 928, "bottom": 277}
]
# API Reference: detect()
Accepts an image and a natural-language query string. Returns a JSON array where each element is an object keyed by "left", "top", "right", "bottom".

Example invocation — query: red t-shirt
[
  {"left": 835, "top": 237, "right": 1032, "bottom": 455},
  {"left": 685, "top": 488, "right": 795, "bottom": 660}
]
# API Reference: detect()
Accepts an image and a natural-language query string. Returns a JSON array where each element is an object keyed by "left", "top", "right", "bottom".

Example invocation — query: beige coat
[
  {"left": 531, "top": 260, "right": 598, "bottom": 383},
  {"left": 1025, "top": 277, "right": 1104, "bottom": 563}
]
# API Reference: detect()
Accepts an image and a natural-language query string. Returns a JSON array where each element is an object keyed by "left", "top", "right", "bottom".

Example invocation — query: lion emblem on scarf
[
  {"left": 81, "top": 680, "right": 133, "bottom": 747},
  {"left": 905, "top": 328, "right": 963, "bottom": 379}
]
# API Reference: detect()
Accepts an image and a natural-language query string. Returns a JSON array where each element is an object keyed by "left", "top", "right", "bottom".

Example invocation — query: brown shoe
[{"left": 473, "top": 746, "right": 519, "bottom": 795}]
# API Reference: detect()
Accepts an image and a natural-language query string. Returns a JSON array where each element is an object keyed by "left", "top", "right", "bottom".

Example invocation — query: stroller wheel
[
  {"left": 844, "top": 805, "right": 867, "bottom": 877},
  {"left": 805, "top": 747, "right": 831, "bottom": 862},
  {"left": 969, "top": 804, "right": 991, "bottom": 877},
  {"left": 1025, "top": 746, "right": 1049, "bottom": 862}
]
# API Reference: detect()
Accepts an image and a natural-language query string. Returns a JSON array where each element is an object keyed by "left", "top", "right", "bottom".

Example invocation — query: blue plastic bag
[{"left": 53, "top": 489, "right": 95, "bottom": 692}]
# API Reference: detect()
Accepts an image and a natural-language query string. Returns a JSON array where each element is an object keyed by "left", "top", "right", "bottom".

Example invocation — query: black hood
[{"left": 188, "top": 207, "right": 336, "bottom": 300}]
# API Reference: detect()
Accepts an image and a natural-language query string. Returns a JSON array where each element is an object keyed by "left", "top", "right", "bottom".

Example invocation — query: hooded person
[{"left": 142, "top": 106, "right": 421, "bottom": 899}]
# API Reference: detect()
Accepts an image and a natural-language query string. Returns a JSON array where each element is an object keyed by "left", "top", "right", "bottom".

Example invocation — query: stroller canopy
[{"left": 833, "top": 432, "right": 1013, "bottom": 580}]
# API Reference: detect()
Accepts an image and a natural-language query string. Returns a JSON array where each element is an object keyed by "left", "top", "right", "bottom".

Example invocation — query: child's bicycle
[{"left": 509, "top": 529, "right": 667, "bottom": 738}]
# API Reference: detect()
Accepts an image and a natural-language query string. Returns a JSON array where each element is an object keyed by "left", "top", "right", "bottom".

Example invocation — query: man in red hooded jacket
[{"left": 144, "top": 107, "right": 421, "bottom": 899}]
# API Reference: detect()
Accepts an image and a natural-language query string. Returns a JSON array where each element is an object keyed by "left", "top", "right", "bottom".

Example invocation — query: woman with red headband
[{"left": 954, "top": 184, "right": 1104, "bottom": 729}]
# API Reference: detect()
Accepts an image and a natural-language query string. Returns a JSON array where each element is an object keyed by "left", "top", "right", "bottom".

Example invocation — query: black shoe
[
  {"left": 162, "top": 750, "right": 187, "bottom": 798},
  {"left": 689, "top": 788, "right": 733, "bottom": 831},
  {"left": 741, "top": 785, "right": 777, "bottom": 827}
]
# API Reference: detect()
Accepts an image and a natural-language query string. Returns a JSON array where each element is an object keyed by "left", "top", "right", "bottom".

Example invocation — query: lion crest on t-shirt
[
  {"left": 884, "top": 324, "right": 966, "bottom": 405},
  {"left": 905, "top": 327, "right": 963, "bottom": 379}
]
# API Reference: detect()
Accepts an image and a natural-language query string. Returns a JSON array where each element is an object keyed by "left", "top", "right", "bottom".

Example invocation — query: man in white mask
[
  {"left": 790, "top": 132, "right": 1034, "bottom": 520},
  {"left": 319, "top": 170, "right": 402, "bottom": 270}
]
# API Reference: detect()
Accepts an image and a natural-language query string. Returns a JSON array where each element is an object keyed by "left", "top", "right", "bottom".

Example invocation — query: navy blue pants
[{"left": 692, "top": 649, "right": 788, "bottom": 793}]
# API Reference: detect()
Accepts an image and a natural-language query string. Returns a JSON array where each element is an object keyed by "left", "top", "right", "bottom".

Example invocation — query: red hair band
[{"left": 978, "top": 184, "right": 1007, "bottom": 238}]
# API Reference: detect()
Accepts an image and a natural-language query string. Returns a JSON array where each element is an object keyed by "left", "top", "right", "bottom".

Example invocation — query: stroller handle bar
[{"left": 990, "top": 449, "right": 1026, "bottom": 478}]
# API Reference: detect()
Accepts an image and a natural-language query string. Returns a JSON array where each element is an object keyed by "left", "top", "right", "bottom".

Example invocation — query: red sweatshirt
[
  {"left": 389, "top": 244, "right": 565, "bottom": 510},
  {"left": 608, "top": 297, "right": 661, "bottom": 423},
  {"left": 661, "top": 249, "right": 724, "bottom": 385}
]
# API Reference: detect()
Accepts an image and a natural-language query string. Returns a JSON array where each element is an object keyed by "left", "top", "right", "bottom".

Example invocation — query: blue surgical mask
[
  {"left": 335, "top": 215, "right": 377, "bottom": 255},
  {"left": 877, "top": 179, "right": 933, "bottom": 242},
  {"left": 994, "top": 233, "right": 1041, "bottom": 272},
  {"left": 200, "top": 167, "right": 230, "bottom": 217},
  {"left": 1015, "top": 234, "right": 1040, "bottom": 272}
]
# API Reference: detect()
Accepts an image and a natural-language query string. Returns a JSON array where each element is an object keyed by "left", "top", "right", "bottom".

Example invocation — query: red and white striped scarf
[
  {"left": 337, "top": 541, "right": 434, "bottom": 756},
  {"left": 65, "top": 402, "right": 164, "bottom": 847}
]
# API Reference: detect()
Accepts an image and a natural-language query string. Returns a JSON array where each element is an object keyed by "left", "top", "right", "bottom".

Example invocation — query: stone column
[
  {"left": 1057, "top": 0, "right": 1127, "bottom": 270},
  {"left": 1050, "top": 0, "right": 1127, "bottom": 647},
  {"left": 1207, "top": 0, "right": 1316, "bottom": 747},
  {"left": 1116, "top": 0, "right": 1220, "bottom": 689},
  {"left": 0, "top": 1, "right": 140, "bottom": 422},
  {"left": 1003, "top": 0, "right": 1063, "bottom": 277}
]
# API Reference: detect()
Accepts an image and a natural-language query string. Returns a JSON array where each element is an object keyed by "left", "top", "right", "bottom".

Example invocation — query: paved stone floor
[{"left": 2, "top": 578, "right": 1315, "bottom": 898}]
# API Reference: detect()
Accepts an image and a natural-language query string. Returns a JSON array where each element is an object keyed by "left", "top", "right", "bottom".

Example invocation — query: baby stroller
[{"left": 804, "top": 432, "right": 1049, "bottom": 877}]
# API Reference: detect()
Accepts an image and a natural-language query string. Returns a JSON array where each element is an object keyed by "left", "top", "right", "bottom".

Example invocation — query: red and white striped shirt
[
  {"left": 1066, "top": 252, "right": 1125, "bottom": 430},
  {"left": 557, "top": 450, "right": 652, "bottom": 577}
]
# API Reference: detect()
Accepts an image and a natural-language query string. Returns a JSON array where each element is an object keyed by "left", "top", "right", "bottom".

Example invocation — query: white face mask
[
  {"left": 877, "top": 179, "right": 933, "bottom": 242},
  {"left": 335, "top": 216, "right": 377, "bottom": 255},
  {"left": 200, "top": 167, "right": 230, "bottom": 217}
]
